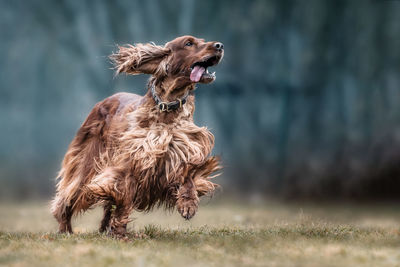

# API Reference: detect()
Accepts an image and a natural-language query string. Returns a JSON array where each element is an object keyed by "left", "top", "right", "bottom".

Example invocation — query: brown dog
[{"left": 51, "top": 36, "right": 224, "bottom": 237}]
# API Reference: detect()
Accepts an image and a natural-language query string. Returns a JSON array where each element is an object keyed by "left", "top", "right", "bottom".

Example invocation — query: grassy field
[{"left": 1, "top": 199, "right": 400, "bottom": 266}]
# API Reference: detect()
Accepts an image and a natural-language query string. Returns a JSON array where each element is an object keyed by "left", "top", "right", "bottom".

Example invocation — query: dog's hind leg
[
  {"left": 62, "top": 205, "right": 73, "bottom": 233},
  {"left": 99, "top": 202, "right": 113, "bottom": 233},
  {"left": 51, "top": 195, "right": 74, "bottom": 233},
  {"left": 56, "top": 206, "right": 73, "bottom": 233}
]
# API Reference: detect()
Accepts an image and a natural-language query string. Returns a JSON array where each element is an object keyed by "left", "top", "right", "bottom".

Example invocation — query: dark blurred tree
[{"left": 1, "top": 0, "right": 400, "bottom": 200}]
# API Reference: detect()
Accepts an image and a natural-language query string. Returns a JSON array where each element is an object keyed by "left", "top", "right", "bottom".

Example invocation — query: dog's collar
[{"left": 150, "top": 81, "right": 190, "bottom": 112}]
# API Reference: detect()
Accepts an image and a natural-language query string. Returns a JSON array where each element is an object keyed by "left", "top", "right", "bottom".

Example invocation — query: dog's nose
[{"left": 213, "top": 42, "right": 224, "bottom": 51}]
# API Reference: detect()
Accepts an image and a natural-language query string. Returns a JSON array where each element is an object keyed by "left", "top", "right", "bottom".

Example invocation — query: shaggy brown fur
[{"left": 51, "top": 36, "right": 224, "bottom": 237}]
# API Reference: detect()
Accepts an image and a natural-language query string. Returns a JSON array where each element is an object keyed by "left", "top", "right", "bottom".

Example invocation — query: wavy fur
[{"left": 51, "top": 36, "right": 223, "bottom": 237}]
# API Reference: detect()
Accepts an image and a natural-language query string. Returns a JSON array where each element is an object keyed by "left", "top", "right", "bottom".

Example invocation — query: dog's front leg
[
  {"left": 176, "top": 178, "right": 199, "bottom": 220},
  {"left": 109, "top": 203, "right": 133, "bottom": 238}
]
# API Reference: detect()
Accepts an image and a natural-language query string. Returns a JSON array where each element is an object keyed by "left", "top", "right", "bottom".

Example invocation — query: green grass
[{"left": 1, "top": 200, "right": 400, "bottom": 266}]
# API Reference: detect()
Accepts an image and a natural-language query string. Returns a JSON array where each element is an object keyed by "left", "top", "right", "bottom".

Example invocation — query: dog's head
[{"left": 110, "top": 35, "right": 224, "bottom": 86}]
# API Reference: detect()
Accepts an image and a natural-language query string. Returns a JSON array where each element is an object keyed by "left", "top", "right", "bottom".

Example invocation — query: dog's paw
[
  {"left": 110, "top": 225, "right": 128, "bottom": 240},
  {"left": 177, "top": 198, "right": 198, "bottom": 220}
]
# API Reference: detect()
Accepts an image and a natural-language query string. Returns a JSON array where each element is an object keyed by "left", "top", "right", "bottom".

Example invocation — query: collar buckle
[{"left": 158, "top": 102, "right": 169, "bottom": 112}]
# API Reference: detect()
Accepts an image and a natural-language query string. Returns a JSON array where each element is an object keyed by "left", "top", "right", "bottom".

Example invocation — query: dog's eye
[{"left": 185, "top": 41, "right": 193, "bottom": 47}]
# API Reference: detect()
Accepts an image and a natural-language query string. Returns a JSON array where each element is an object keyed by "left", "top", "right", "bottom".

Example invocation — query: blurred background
[{"left": 1, "top": 0, "right": 400, "bottom": 201}]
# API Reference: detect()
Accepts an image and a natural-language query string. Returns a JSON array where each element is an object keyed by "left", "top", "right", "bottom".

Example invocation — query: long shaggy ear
[{"left": 109, "top": 43, "right": 170, "bottom": 75}]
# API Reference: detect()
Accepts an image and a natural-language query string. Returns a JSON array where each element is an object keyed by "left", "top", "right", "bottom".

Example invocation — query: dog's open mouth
[{"left": 190, "top": 55, "right": 220, "bottom": 83}]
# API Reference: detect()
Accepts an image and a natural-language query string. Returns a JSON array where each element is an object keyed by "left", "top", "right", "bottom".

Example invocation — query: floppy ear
[{"left": 109, "top": 43, "right": 170, "bottom": 75}]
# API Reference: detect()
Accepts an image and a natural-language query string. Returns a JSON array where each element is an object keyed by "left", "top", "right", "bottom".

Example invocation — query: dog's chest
[{"left": 119, "top": 116, "right": 215, "bottom": 181}]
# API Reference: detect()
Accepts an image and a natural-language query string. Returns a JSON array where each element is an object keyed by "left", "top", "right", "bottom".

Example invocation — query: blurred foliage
[{"left": 0, "top": 0, "right": 400, "bottom": 199}]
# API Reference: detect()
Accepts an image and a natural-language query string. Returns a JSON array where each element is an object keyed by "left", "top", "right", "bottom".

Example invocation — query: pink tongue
[{"left": 190, "top": 66, "right": 205, "bottom": 82}]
